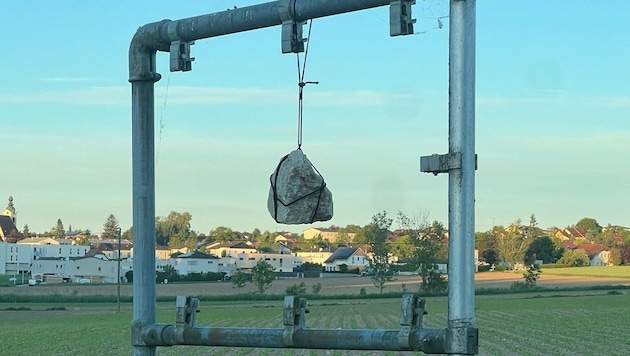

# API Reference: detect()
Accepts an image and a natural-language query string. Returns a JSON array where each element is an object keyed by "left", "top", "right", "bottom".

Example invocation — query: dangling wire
[{"left": 295, "top": 18, "right": 317, "bottom": 150}]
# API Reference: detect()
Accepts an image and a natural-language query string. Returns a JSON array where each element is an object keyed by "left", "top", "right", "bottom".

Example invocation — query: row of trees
[{"left": 476, "top": 215, "right": 627, "bottom": 268}]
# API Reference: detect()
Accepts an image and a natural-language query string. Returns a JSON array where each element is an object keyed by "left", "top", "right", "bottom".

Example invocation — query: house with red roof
[{"left": 575, "top": 243, "right": 611, "bottom": 266}]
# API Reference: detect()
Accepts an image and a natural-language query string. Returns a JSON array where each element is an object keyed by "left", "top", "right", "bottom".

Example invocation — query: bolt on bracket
[{"left": 390, "top": 0, "right": 416, "bottom": 36}]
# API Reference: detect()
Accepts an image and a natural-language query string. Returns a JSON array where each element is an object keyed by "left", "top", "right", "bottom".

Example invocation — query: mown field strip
[{"left": 0, "top": 293, "right": 628, "bottom": 355}]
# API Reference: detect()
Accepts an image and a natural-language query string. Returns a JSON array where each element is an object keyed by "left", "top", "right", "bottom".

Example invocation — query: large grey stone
[{"left": 268, "top": 149, "right": 333, "bottom": 224}]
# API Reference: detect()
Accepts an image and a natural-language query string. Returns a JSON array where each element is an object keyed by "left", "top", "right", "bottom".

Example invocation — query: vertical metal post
[
  {"left": 131, "top": 70, "right": 158, "bottom": 355},
  {"left": 447, "top": 0, "right": 476, "bottom": 354},
  {"left": 117, "top": 227, "right": 122, "bottom": 313}
]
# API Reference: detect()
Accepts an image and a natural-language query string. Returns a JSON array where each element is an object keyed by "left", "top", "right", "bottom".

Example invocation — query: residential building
[
  {"left": 303, "top": 227, "right": 356, "bottom": 243},
  {"left": 323, "top": 247, "right": 369, "bottom": 272},
  {"left": 205, "top": 241, "right": 256, "bottom": 257},
  {"left": 32, "top": 250, "right": 127, "bottom": 284},
  {"left": 233, "top": 252, "right": 300, "bottom": 273},
  {"left": 295, "top": 250, "right": 333, "bottom": 265},
  {"left": 575, "top": 243, "right": 612, "bottom": 266},
  {"left": 172, "top": 251, "right": 236, "bottom": 276}
]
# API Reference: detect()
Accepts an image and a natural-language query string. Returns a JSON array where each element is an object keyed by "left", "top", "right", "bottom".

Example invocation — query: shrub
[
  {"left": 359, "top": 288, "right": 366, "bottom": 296},
  {"left": 477, "top": 264, "right": 492, "bottom": 272},
  {"left": 494, "top": 265, "right": 508, "bottom": 272},
  {"left": 285, "top": 282, "right": 307, "bottom": 296},
  {"left": 312, "top": 283, "right": 322, "bottom": 295}
]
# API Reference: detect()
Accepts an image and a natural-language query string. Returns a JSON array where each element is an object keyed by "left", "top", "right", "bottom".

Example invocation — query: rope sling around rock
[{"left": 267, "top": 19, "right": 333, "bottom": 225}]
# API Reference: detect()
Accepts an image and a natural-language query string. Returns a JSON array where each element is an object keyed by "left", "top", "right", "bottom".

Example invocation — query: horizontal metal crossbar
[{"left": 131, "top": 295, "right": 477, "bottom": 354}]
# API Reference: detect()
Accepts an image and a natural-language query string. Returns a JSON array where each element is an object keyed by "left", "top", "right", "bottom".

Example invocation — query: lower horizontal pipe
[{"left": 141, "top": 325, "right": 445, "bottom": 352}]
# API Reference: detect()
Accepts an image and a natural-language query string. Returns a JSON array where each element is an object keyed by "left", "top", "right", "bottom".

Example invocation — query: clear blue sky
[{"left": 1, "top": 1, "right": 628, "bottom": 235}]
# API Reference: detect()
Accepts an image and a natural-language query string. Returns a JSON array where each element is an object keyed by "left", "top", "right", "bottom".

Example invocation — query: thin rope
[{"left": 295, "top": 18, "right": 317, "bottom": 150}]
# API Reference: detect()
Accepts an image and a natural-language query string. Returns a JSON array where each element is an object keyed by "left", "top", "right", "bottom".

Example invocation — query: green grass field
[
  {"left": 0, "top": 290, "right": 628, "bottom": 355},
  {"left": 541, "top": 265, "right": 630, "bottom": 279}
]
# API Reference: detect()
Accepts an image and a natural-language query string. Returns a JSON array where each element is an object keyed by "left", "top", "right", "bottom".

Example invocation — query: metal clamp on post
[
  {"left": 176, "top": 295, "right": 199, "bottom": 327},
  {"left": 398, "top": 295, "right": 426, "bottom": 350},
  {"left": 167, "top": 20, "right": 194, "bottom": 72},
  {"left": 390, "top": 0, "right": 416, "bottom": 36},
  {"left": 279, "top": 0, "right": 305, "bottom": 53},
  {"left": 282, "top": 296, "right": 308, "bottom": 347},
  {"left": 445, "top": 326, "right": 479, "bottom": 355},
  {"left": 420, "top": 153, "right": 478, "bottom": 176},
  {"left": 169, "top": 41, "right": 194, "bottom": 72}
]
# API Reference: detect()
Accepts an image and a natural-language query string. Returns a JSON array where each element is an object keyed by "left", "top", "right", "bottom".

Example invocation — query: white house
[
  {"left": 17, "top": 238, "right": 91, "bottom": 261},
  {"left": 323, "top": 247, "right": 369, "bottom": 272},
  {"left": 32, "top": 253, "right": 124, "bottom": 284},
  {"left": 233, "top": 252, "right": 300, "bottom": 273},
  {"left": 295, "top": 250, "right": 333, "bottom": 265},
  {"left": 172, "top": 251, "right": 236, "bottom": 276},
  {"left": 205, "top": 241, "right": 257, "bottom": 258},
  {"left": 3, "top": 242, "right": 34, "bottom": 274}
]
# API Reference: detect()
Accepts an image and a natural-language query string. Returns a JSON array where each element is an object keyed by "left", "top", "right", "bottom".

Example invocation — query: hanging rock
[{"left": 268, "top": 149, "right": 333, "bottom": 224}]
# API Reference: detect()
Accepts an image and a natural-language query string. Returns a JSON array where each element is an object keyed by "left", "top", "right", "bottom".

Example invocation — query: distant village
[{"left": 0, "top": 196, "right": 628, "bottom": 285}]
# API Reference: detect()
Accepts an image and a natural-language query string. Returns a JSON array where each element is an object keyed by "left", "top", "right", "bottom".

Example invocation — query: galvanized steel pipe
[
  {"left": 141, "top": 324, "right": 446, "bottom": 352},
  {"left": 447, "top": 0, "right": 476, "bottom": 354}
]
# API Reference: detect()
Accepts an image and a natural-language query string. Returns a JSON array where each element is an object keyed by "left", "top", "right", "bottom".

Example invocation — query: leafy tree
[
  {"left": 101, "top": 214, "right": 120, "bottom": 240},
  {"left": 596, "top": 225, "right": 618, "bottom": 248},
  {"left": 475, "top": 228, "right": 500, "bottom": 265},
  {"left": 308, "top": 233, "right": 330, "bottom": 250},
  {"left": 619, "top": 230, "right": 630, "bottom": 245},
  {"left": 251, "top": 228, "right": 261, "bottom": 241},
  {"left": 365, "top": 211, "right": 394, "bottom": 294},
  {"left": 334, "top": 227, "right": 351, "bottom": 245},
  {"left": 122, "top": 227, "right": 133, "bottom": 241},
  {"left": 155, "top": 211, "right": 198, "bottom": 249},
  {"left": 51, "top": 219, "right": 65, "bottom": 239},
  {"left": 256, "top": 230, "right": 277, "bottom": 252},
  {"left": 557, "top": 249, "right": 589, "bottom": 266},
  {"left": 125, "top": 270, "right": 133, "bottom": 283},
  {"left": 496, "top": 223, "right": 531, "bottom": 269},
  {"left": 156, "top": 264, "right": 179, "bottom": 283},
  {"left": 512, "top": 264, "right": 541, "bottom": 290},
  {"left": 231, "top": 271, "right": 248, "bottom": 289},
  {"left": 575, "top": 217, "right": 602, "bottom": 239},
  {"left": 608, "top": 248, "right": 622, "bottom": 266},
  {"left": 312, "top": 283, "right": 322, "bottom": 295},
  {"left": 251, "top": 260, "right": 275, "bottom": 294},
  {"left": 285, "top": 282, "right": 307, "bottom": 296},
  {"left": 210, "top": 226, "right": 239, "bottom": 242},
  {"left": 527, "top": 236, "right": 562, "bottom": 264},
  {"left": 389, "top": 235, "right": 416, "bottom": 261},
  {"left": 22, "top": 224, "right": 31, "bottom": 239},
  {"left": 398, "top": 212, "right": 446, "bottom": 293}
]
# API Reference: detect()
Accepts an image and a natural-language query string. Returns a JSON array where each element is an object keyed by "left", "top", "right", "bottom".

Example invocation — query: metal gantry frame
[{"left": 129, "top": 1, "right": 477, "bottom": 355}]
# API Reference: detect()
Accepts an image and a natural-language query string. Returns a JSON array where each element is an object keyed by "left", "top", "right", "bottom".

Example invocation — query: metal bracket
[
  {"left": 445, "top": 326, "right": 479, "bottom": 355},
  {"left": 279, "top": 0, "right": 305, "bottom": 53},
  {"left": 282, "top": 296, "right": 309, "bottom": 346},
  {"left": 390, "top": 0, "right": 416, "bottom": 36},
  {"left": 170, "top": 40, "right": 194, "bottom": 72},
  {"left": 176, "top": 295, "right": 199, "bottom": 327},
  {"left": 420, "top": 153, "right": 478, "bottom": 176},
  {"left": 398, "top": 295, "right": 426, "bottom": 349}
]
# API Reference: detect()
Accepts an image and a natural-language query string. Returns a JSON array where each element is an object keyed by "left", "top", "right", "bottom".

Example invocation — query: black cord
[{"left": 295, "top": 15, "right": 317, "bottom": 149}]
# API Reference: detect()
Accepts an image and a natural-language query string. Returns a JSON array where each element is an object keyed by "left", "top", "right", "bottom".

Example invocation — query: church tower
[{"left": 3, "top": 196, "right": 16, "bottom": 226}]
